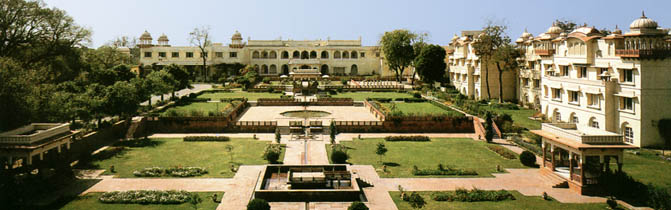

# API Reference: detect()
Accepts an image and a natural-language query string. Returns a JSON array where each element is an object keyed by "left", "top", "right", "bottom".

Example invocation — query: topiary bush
[
  {"left": 183, "top": 136, "right": 230, "bottom": 142},
  {"left": 407, "top": 192, "right": 426, "bottom": 208},
  {"left": 263, "top": 144, "right": 282, "bottom": 164},
  {"left": 331, "top": 149, "right": 349, "bottom": 164},
  {"left": 520, "top": 151, "right": 537, "bottom": 167},
  {"left": 247, "top": 198, "right": 270, "bottom": 210},
  {"left": 348, "top": 201, "right": 369, "bottom": 210}
]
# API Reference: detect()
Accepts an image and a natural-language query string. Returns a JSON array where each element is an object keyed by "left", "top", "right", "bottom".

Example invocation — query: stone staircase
[
  {"left": 538, "top": 170, "right": 569, "bottom": 188},
  {"left": 124, "top": 117, "right": 143, "bottom": 140}
]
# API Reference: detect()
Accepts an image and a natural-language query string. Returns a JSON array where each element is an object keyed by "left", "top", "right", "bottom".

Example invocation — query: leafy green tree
[
  {"left": 330, "top": 121, "right": 337, "bottom": 145},
  {"left": 163, "top": 64, "right": 192, "bottom": 99},
  {"left": 492, "top": 43, "right": 522, "bottom": 103},
  {"left": 485, "top": 112, "right": 494, "bottom": 143},
  {"left": 0, "top": 58, "right": 32, "bottom": 130},
  {"left": 103, "top": 81, "right": 141, "bottom": 120},
  {"left": 414, "top": 44, "right": 447, "bottom": 86},
  {"left": 380, "top": 29, "right": 417, "bottom": 82},
  {"left": 376, "top": 143, "right": 388, "bottom": 163},
  {"left": 410, "top": 32, "right": 429, "bottom": 85},
  {"left": 473, "top": 22, "right": 507, "bottom": 100},
  {"left": 146, "top": 70, "right": 177, "bottom": 102},
  {"left": 554, "top": 19, "right": 577, "bottom": 33},
  {"left": 247, "top": 198, "right": 270, "bottom": 210},
  {"left": 189, "top": 26, "right": 212, "bottom": 81},
  {"left": 348, "top": 201, "right": 369, "bottom": 210}
]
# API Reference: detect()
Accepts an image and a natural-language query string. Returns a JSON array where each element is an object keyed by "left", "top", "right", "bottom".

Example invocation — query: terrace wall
[
  {"left": 144, "top": 100, "right": 254, "bottom": 133},
  {"left": 256, "top": 98, "right": 354, "bottom": 106},
  {"left": 335, "top": 116, "right": 474, "bottom": 133}
]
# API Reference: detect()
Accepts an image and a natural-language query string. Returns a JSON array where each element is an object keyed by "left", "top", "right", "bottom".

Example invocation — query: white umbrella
[{"left": 280, "top": 75, "right": 288, "bottom": 78}]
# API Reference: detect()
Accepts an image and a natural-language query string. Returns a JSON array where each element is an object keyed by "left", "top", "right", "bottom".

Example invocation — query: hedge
[
  {"left": 412, "top": 165, "right": 477, "bottom": 176},
  {"left": 133, "top": 167, "right": 208, "bottom": 177},
  {"left": 431, "top": 188, "right": 515, "bottom": 202},
  {"left": 99, "top": 190, "right": 193, "bottom": 204},
  {"left": 183, "top": 136, "right": 231, "bottom": 142},
  {"left": 487, "top": 145, "right": 517, "bottom": 160},
  {"left": 385, "top": 136, "right": 430, "bottom": 142}
]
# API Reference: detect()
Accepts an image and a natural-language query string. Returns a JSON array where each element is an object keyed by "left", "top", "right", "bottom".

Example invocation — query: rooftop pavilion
[{"left": 0, "top": 123, "right": 77, "bottom": 167}]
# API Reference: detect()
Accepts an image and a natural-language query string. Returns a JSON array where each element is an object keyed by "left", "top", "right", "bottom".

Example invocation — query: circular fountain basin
[{"left": 281, "top": 110, "right": 331, "bottom": 118}]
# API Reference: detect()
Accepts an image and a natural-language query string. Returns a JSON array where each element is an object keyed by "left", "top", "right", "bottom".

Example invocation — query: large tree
[
  {"left": 472, "top": 22, "right": 508, "bottom": 100},
  {"left": 414, "top": 44, "right": 447, "bottom": 86},
  {"left": 555, "top": 19, "right": 578, "bottom": 33},
  {"left": 410, "top": 32, "right": 429, "bottom": 85},
  {"left": 163, "top": 64, "right": 192, "bottom": 99},
  {"left": 146, "top": 70, "right": 176, "bottom": 103},
  {"left": 492, "top": 43, "right": 521, "bottom": 103},
  {"left": 189, "top": 26, "right": 212, "bottom": 81},
  {"left": 103, "top": 81, "right": 141, "bottom": 120},
  {"left": 380, "top": 29, "right": 416, "bottom": 82}
]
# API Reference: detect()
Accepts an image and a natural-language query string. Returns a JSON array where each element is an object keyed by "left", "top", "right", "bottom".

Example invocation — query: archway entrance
[
  {"left": 321, "top": 65, "right": 329, "bottom": 75},
  {"left": 350, "top": 64, "right": 358, "bottom": 76},
  {"left": 282, "top": 65, "right": 289, "bottom": 75}
]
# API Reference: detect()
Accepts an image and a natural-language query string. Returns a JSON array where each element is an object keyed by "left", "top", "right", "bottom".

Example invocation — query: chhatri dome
[
  {"left": 157, "top": 34, "right": 169, "bottom": 42},
  {"left": 232, "top": 30, "right": 243, "bottom": 40},
  {"left": 547, "top": 23, "right": 563, "bottom": 34},
  {"left": 521, "top": 28, "right": 533, "bottom": 39},
  {"left": 630, "top": 11, "right": 658, "bottom": 29},
  {"left": 140, "top": 30, "right": 152, "bottom": 40},
  {"left": 612, "top": 25, "right": 622, "bottom": 35}
]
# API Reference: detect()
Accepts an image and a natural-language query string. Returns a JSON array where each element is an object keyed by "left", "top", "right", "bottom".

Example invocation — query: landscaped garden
[
  {"left": 160, "top": 102, "right": 237, "bottom": 117},
  {"left": 622, "top": 149, "right": 671, "bottom": 190},
  {"left": 381, "top": 102, "right": 464, "bottom": 117},
  {"left": 329, "top": 138, "right": 527, "bottom": 178},
  {"left": 390, "top": 191, "right": 609, "bottom": 210},
  {"left": 59, "top": 191, "right": 223, "bottom": 210},
  {"left": 197, "top": 91, "right": 281, "bottom": 101},
  {"left": 333, "top": 91, "right": 413, "bottom": 101},
  {"left": 79, "top": 138, "right": 283, "bottom": 178}
]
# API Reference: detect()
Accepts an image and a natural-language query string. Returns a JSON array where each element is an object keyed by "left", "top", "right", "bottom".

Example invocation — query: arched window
[
  {"left": 310, "top": 51, "right": 317, "bottom": 59},
  {"left": 321, "top": 64, "right": 329, "bottom": 75},
  {"left": 269, "top": 65, "right": 277, "bottom": 74},
  {"left": 282, "top": 51, "right": 289, "bottom": 59},
  {"left": 300, "top": 65, "right": 309, "bottom": 69},
  {"left": 350, "top": 64, "right": 358, "bottom": 76},
  {"left": 269, "top": 51, "right": 277, "bottom": 59},
  {"left": 589, "top": 117, "right": 599, "bottom": 128},
  {"left": 292, "top": 51, "right": 300, "bottom": 59},
  {"left": 321, "top": 51, "right": 329, "bottom": 59},
  {"left": 261, "top": 51, "right": 268, "bottom": 59},
  {"left": 252, "top": 51, "right": 260, "bottom": 59},
  {"left": 261, "top": 65, "right": 268, "bottom": 74},
  {"left": 301, "top": 51, "right": 309, "bottom": 59},
  {"left": 553, "top": 109, "right": 561, "bottom": 122},
  {"left": 351, "top": 51, "right": 358, "bottom": 59},
  {"left": 569, "top": 113, "right": 578, "bottom": 124},
  {"left": 334, "top": 51, "right": 341, "bottom": 59},
  {"left": 342, "top": 51, "right": 350, "bottom": 59},
  {"left": 281, "top": 64, "right": 289, "bottom": 75}
]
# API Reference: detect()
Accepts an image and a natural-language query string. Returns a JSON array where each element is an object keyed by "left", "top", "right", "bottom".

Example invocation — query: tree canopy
[
  {"left": 472, "top": 22, "right": 509, "bottom": 99},
  {"left": 414, "top": 44, "right": 447, "bottom": 85},
  {"left": 380, "top": 29, "right": 416, "bottom": 82}
]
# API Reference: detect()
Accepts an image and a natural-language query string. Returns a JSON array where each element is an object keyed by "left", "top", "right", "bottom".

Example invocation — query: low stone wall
[
  {"left": 335, "top": 116, "right": 474, "bottom": 133},
  {"left": 257, "top": 98, "right": 354, "bottom": 106},
  {"left": 67, "top": 120, "right": 128, "bottom": 161},
  {"left": 144, "top": 100, "right": 251, "bottom": 133}
]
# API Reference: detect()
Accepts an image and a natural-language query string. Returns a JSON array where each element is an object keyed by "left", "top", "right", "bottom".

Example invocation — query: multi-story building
[
  {"left": 446, "top": 31, "right": 517, "bottom": 101},
  {"left": 518, "top": 12, "right": 671, "bottom": 147},
  {"left": 138, "top": 30, "right": 396, "bottom": 78}
]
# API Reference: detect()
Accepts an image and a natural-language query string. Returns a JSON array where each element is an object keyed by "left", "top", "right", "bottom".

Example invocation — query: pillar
[
  {"left": 26, "top": 155, "right": 32, "bottom": 165},
  {"left": 569, "top": 152, "right": 574, "bottom": 180},
  {"left": 550, "top": 145, "right": 555, "bottom": 171}
]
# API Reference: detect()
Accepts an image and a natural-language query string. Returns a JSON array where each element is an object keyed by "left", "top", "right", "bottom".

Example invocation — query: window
[
  {"left": 375, "top": 52, "right": 380, "bottom": 57},
  {"left": 622, "top": 69, "right": 634, "bottom": 83},
  {"left": 590, "top": 119, "right": 599, "bottom": 128},
  {"left": 572, "top": 116, "right": 579, "bottom": 124},
  {"left": 554, "top": 112, "right": 561, "bottom": 122},
  {"left": 171, "top": 52, "right": 179, "bottom": 58},
  {"left": 360, "top": 52, "right": 365, "bottom": 58},
  {"left": 552, "top": 88, "right": 562, "bottom": 100},
  {"left": 599, "top": 68, "right": 608, "bottom": 77},
  {"left": 561, "top": 66, "right": 569, "bottom": 76},
  {"left": 533, "top": 79, "right": 540, "bottom": 88},
  {"left": 229, "top": 52, "right": 237, "bottom": 58},
  {"left": 569, "top": 91, "right": 579, "bottom": 104},
  {"left": 621, "top": 97, "right": 634, "bottom": 111},
  {"left": 144, "top": 52, "right": 152, "bottom": 58},
  {"left": 186, "top": 52, "right": 194, "bottom": 58},
  {"left": 158, "top": 52, "right": 166, "bottom": 58},
  {"left": 215, "top": 52, "right": 223, "bottom": 58},
  {"left": 587, "top": 94, "right": 600, "bottom": 107},
  {"left": 579, "top": 67, "right": 587, "bottom": 78},
  {"left": 624, "top": 126, "right": 634, "bottom": 143}
]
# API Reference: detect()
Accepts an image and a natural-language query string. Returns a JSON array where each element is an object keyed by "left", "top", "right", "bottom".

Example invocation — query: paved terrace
[{"left": 237, "top": 106, "right": 379, "bottom": 126}]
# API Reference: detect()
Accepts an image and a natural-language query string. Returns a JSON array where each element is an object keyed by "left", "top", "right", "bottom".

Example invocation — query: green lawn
[
  {"left": 622, "top": 149, "right": 671, "bottom": 190},
  {"left": 481, "top": 106, "right": 541, "bottom": 130},
  {"left": 59, "top": 192, "right": 223, "bottom": 210},
  {"left": 330, "top": 138, "right": 527, "bottom": 178},
  {"left": 332, "top": 91, "right": 413, "bottom": 101},
  {"left": 198, "top": 91, "right": 281, "bottom": 101},
  {"left": 160, "top": 102, "right": 231, "bottom": 116},
  {"left": 382, "top": 102, "right": 464, "bottom": 116},
  {"left": 390, "top": 191, "right": 609, "bottom": 210},
  {"left": 85, "top": 138, "right": 282, "bottom": 178}
]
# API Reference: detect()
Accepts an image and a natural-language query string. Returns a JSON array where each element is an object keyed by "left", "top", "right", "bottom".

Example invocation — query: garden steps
[
  {"left": 124, "top": 117, "right": 143, "bottom": 139},
  {"left": 538, "top": 170, "right": 569, "bottom": 188}
]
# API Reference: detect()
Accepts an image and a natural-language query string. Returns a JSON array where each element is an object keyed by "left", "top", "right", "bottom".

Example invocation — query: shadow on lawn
[
  {"left": 115, "top": 138, "right": 164, "bottom": 148},
  {"left": 383, "top": 162, "right": 401, "bottom": 167}
]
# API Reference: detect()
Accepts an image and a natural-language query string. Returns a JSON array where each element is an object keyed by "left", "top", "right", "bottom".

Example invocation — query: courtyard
[{"left": 238, "top": 106, "right": 380, "bottom": 126}]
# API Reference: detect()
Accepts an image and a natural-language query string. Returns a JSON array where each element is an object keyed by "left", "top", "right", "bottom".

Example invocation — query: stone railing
[
  {"left": 0, "top": 123, "right": 70, "bottom": 144},
  {"left": 542, "top": 123, "right": 623, "bottom": 145}
]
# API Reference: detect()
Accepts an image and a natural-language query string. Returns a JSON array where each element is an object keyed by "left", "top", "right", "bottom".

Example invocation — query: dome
[
  {"left": 157, "top": 34, "right": 169, "bottom": 42},
  {"left": 140, "top": 30, "right": 152, "bottom": 40},
  {"left": 573, "top": 27, "right": 600, "bottom": 35},
  {"left": 630, "top": 11, "right": 658, "bottom": 29},
  {"left": 521, "top": 28, "right": 533, "bottom": 39},
  {"left": 559, "top": 32, "right": 568, "bottom": 37},
  {"left": 612, "top": 25, "right": 622, "bottom": 35},
  {"left": 231, "top": 30, "right": 242, "bottom": 40},
  {"left": 451, "top": 34, "right": 459, "bottom": 42},
  {"left": 547, "top": 23, "right": 563, "bottom": 34}
]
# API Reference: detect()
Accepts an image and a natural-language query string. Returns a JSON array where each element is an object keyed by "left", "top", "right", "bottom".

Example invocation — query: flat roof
[{"left": 531, "top": 130, "right": 638, "bottom": 149}]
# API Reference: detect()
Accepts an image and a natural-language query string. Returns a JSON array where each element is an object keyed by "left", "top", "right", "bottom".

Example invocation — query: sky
[{"left": 43, "top": 0, "right": 671, "bottom": 47}]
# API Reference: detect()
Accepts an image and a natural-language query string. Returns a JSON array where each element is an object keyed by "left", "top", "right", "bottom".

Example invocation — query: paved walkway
[
  {"left": 141, "top": 83, "right": 212, "bottom": 106},
  {"left": 217, "top": 165, "right": 264, "bottom": 210}
]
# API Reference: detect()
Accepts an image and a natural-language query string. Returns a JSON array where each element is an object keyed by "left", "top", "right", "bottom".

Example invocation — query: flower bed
[
  {"left": 412, "top": 165, "right": 478, "bottom": 176},
  {"left": 99, "top": 190, "right": 192, "bottom": 204},
  {"left": 487, "top": 145, "right": 517, "bottom": 159},
  {"left": 183, "top": 136, "right": 231, "bottom": 142},
  {"left": 384, "top": 136, "right": 430, "bottom": 142},
  {"left": 133, "top": 167, "right": 208, "bottom": 177},
  {"left": 431, "top": 188, "right": 515, "bottom": 202}
]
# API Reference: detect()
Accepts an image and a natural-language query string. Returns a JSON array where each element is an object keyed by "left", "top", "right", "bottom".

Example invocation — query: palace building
[
  {"left": 515, "top": 12, "right": 671, "bottom": 147},
  {"left": 138, "top": 31, "right": 399, "bottom": 78}
]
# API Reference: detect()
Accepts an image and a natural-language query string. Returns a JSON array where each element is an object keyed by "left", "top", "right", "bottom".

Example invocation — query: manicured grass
[
  {"left": 390, "top": 191, "right": 609, "bottom": 210},
  {"left": 198, "top": 91, "right": 281, "bottom": 101},
  {"left": 382, "top": 102, "right": 464, "bottom": 116},
  {"left": 333, "top": 91, "right": 413, "bottom": 101},
  {"left": 160, "top": 102, "right": 231, "bottom": 116},
  {"left": 330, "top": 138, "right": 527, "bottom": 178},
  {"left": 481, "top": 106, "right": 541, "bottom": 130},
  {"left": 59, "top": 192, "right": 223, "bottom": 210},
  {"left": 621, "top": 149, "right": 671, "bottom": 190},
  {"left": 87, "top": 138, "right": 282, "bottom": 178}
]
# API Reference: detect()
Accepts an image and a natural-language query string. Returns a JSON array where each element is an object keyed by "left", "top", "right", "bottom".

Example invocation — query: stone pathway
[
  {"left": 283, "top": 140, "right": 305, "bottom": 164},
  {"left": 217, "top": 165, "right": 264, "bottom": 210}
]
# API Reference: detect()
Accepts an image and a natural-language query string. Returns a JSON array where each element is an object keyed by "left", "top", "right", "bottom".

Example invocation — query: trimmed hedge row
[
  {"left": 133, "top": 167, "right": 208, "bottom": 177},
  {"left": 385, "top": 136, "right": 430, "bottom": 142},
  {"left": 486, "top": 145, "right": 517, "bottom": 159},
  {"left": 183, "top": 136, "right": 231, "bottom": 142},
  {"left": 99, "top": 190, "right": 193, "bottom": 204},
  {"left": 412, "top": 165, "right": 477, "bottom": 176},
  {"left": 431, "top": 188, "right": 515, "bottom": 202}
]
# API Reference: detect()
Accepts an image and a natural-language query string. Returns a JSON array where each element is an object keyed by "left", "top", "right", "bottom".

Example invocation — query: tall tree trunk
[
  {"left": 484, "top": 57, "right": 491, "bottom": 100},
  {"left": 160, "top": 94, "right": 164, "bottom": 102},
  {"left": 496, "top": 62, "right": 504, "bottom": 103},
  {"left": 148, "top": 96, "right": 152, "bottom": 107},
  {"left": 171, "top": 91, "right": 175, "bottom": 100},
  {"left": 411, "top": 67, "right": 416, "bottom": 85}
]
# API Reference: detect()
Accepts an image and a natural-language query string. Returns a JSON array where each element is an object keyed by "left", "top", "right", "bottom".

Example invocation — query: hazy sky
[{"left": 43, "top": 0, "right": 670, "bottom": 47}]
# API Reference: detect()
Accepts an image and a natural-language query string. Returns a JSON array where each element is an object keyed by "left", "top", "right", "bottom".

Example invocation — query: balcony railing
[
  {"left": 542, "top": 123, "right": 623, "bottom": 145},
  {"left": 615, "top": 49, "right": 671, "bottom": 58},
  {"left": 535, "top": 49, "right": 555, "bottom": 56}
]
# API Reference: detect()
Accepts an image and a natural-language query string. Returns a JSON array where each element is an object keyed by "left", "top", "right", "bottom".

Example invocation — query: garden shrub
[
  {"left": 412, "top": 92, "right": 422, "bottom": 98},
  {"left": 247, "top": 198, "right": 270, "bottom": 210},
  {"left": 99, "top": 190, "right": 192, "bottom": 204},
  {"left": 596, "top": 170, "right": 671, "bottom": 209},
  {"left": 331, "top": 149, "right": 349, "bottom": 164},
  {"left": 133, "top": 167, "right": 163, "bottom": 177},
  {"left": 183, "top": 136, "right": 231, "bottom": 142},
  {"left": 412, "top": 165, "right": 478, "bottom": 176},
  {"left": 407, "top": 192, "right": 426, "bottom": 208},
  {"left": 385, "top": 136, "right": 430, "bottom": 142},
  {"left": 263, "top": 144, "right": 282, "bottom": 164},
  {"left": 348, "top": 201, "right": 369, "bottom": 210},
  {"left": 402, "top": 98, "right": 427, "bottom": 103},
  {"left": 510, "top": 136, "right": 542, "bottom": 155},
  {"left": 431, "top": 188, "right": 515, "bottom": 202},
  {"left": 487, "top": 145, "right": 517, "bottom": 159},
  {"left": 519, "top": 151, "right": 537, "bottom": 167},
  {"left": 133, "top": 167, "right": 208, "bottom": 177}
]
